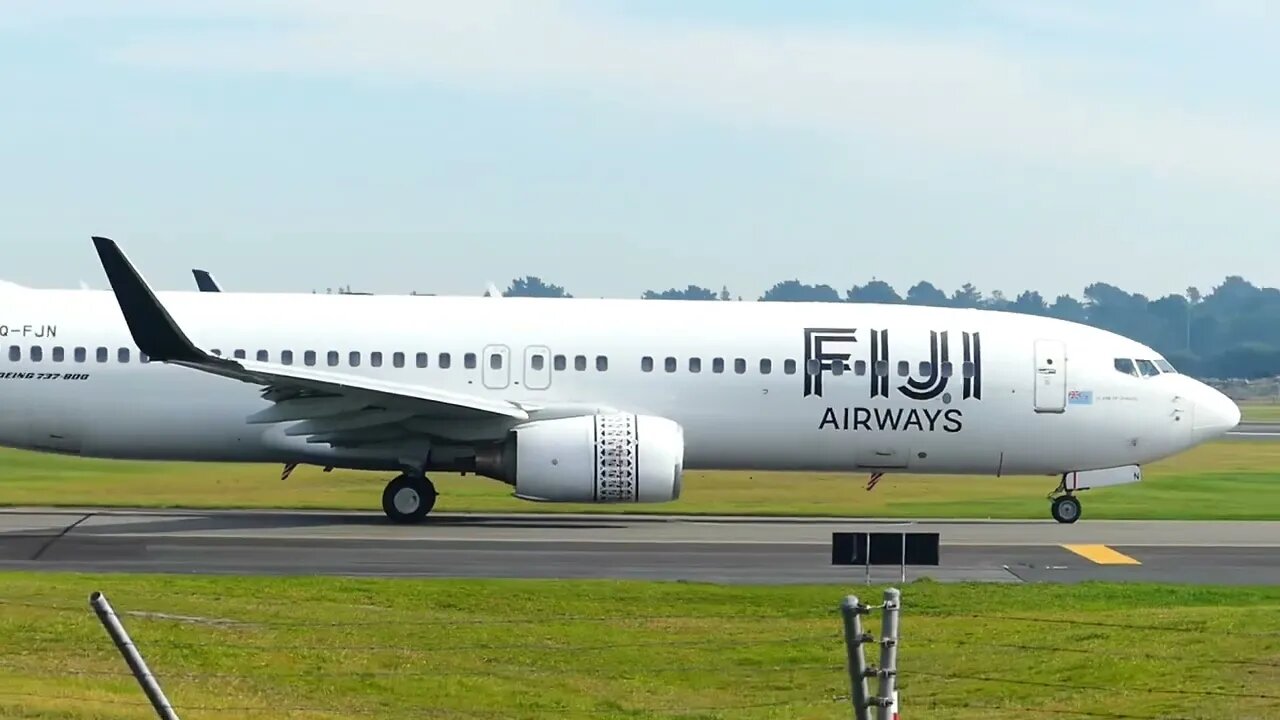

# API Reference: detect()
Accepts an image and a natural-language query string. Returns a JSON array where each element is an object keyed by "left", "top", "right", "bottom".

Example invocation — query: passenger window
[
  {"left": 8, "top": 346, "right": 19, "bottom": 362},
  {"left": 118, "top": 348, "right": 130, "bottom": 363},
  {"left": 393, "top": 352, "right": 405, "bottom": 369},
  {"left": 962, "top": 361, "right": 974, "bottom": 378},
  {"left": 97, "top": 347, "right": 108, "bottom": 363},
  {"left": 553, "top": 355, "right": 565, "bottom": 371},
  {"left": 596, "top": 355, "right": 608, "bottom": 371},
  {"left": 211, "top": 349, "right": 222, "bottom": 356},
  {"left": 735, "top": 358, "right": 746, "bottom": 374},
  {"left": 371, "top": 352, "right": 383, "bottom": 368},
  {"left": 257, "top": 350, "right": 269, "bottom": 362},
  {"left": 831, "top": 360, "right": 844, "bottom": 376},
  {"left": 875, "top": 360, "right": 889, "bottom": 377},
  {"left": 919, "top": 361, "right": 932, "bottom": 376},
  {"left": 641, "top": 356, "right": 654, "bottom": 372},
  {"left": 689, "top": 357, "right": 702, "bottom": 373},
  {"left": 74, "top": 347, "right": 86, "bottom": 363},
  {"left": 533, "top": 355, "right": 546, "bottom": 371},
  {"left": 327, "top": 351, "right": 340, "bottom": 367},
  {"left": 713, "top": 358, "right": 725, "bottom": 374},
  {"left": 464, "top": 353, "right": 477, "bottom": 369},
  {"left": 304, "top": 351, "right": 316, "bottom": 367},
  {"left": 665, "top": 357, "right": 677, "bottom": 373},
  {"left": 280, "top": 350, "right": 293, "bottom": 365},
  {"left": 897, "top": 360, "right": 909, "bottom": 377},
  {"left": 855, "top": 360, "right": 867, "bottom": 376},
  {"left": 350, "top": 351, "right": 361, "bottom": 367},
  {"left": 806, "top": 358, "right": 821, "bottom": 375},
  {"left": 52, "top": 347, "right": 64, "bottom": 362},
  {"left": 941, "top": 362, "right": 953, "bottom": 377},
  {"left": 784, "top": 359, "right": 797, "bottom": 375},
  {"left": 490, "top": 353, "right": 503, "bottom": 370},
  {"left": 140, "top": 353, "right": 150, "bottom": 364},
  {"left": 439, "top": 353, "right": 452, "bottom": 369},
  {"left": 760, "top": 359, "right": 772, "bottom": 374},
  {"left": 416, "top": 352, "right": 428, "bottom": 368},
  {"left": 233, "top": 349, "right": 246, "bottom": 360},
  {"left": 1113, "top": 358, "right": 1138, "bottom": 377},
  {"left": 574, "top": 355, "right": 586, "bottom": 371},
  {"left": 30, "top": 346, "right": 42, "bottom": 362}
]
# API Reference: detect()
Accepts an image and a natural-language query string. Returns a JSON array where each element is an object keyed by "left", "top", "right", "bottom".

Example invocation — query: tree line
[{"left": 501, "top": 275, "right": 1280, "bottom": 380}]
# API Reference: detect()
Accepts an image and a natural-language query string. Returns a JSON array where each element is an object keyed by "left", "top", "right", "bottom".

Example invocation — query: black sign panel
[{"left": 831, "top": 532, "right": 940, "bottom": 566}]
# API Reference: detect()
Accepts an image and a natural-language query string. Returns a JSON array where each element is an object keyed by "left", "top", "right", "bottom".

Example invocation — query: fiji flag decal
[{"left": 1068, "top": 390, "right": 1093, "bottom": 405}]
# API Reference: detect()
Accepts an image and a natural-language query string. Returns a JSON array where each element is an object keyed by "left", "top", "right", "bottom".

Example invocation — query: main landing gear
[
  {"left": 1048, "top": 473, "right": 1081, "bottom": 524},
  {"left": 381, "top": 473, "right": 438, "bottom": 524}
]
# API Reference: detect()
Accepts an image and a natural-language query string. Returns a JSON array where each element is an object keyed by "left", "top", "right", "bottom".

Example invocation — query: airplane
[
  {"left": 0, "top": 237, "right": 1240, "bottom": 525},
  {"left": 192, "top": 269, "right": 222, "bottom": 293}
]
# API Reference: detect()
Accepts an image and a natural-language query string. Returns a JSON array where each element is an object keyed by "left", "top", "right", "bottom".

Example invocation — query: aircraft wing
[
  {"left": 91, "top": 237, "right": 530, "bottom": 450},
  {"left": 192, "top": 269, "right": 222, "bottom": 292}
]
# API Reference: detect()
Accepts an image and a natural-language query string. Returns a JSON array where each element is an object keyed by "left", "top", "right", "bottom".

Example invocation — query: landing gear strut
[
  {"left": 1048, "top": 473, "right": 1081, "bottom": 524},
  {"left": 382, "top": 473, "right": 437, "bottom": 524}
]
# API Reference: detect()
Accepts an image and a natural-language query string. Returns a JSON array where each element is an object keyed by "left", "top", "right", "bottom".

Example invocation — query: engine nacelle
[{"left": 474, "top": 413, "right": 684, "bottom": 503}]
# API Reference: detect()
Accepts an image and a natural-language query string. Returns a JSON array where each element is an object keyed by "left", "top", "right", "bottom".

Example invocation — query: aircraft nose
[{"left": 1192, "top": 384, "right": 1241, "bottom": 441}]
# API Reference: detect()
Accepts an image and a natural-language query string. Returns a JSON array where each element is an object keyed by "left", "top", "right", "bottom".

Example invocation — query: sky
[{"left": 2, "top": 0, "right": 1277, "bottom": 300}]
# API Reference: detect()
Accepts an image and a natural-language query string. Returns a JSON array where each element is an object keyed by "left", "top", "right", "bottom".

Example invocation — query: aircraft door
[
  {"left": 1033, "top": 339, "right": 1067, "bottom": 413},
  {"left": 524, "top": 345, "right": 552, "bottom": 390},
  {"left": 482, "top": 344, "right": 511, "bottom": 389}
]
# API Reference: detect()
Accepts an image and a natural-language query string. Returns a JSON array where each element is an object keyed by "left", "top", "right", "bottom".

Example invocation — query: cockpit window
[
  {"left": 1155, "top": 359, "right": 1177, "bottom": 374},
  {"left": 1135, "top": 359, "right": 1160, "bottom": 377},
  {"left": 1113, "top": 358, "right": 1139, "bottom": 377}
]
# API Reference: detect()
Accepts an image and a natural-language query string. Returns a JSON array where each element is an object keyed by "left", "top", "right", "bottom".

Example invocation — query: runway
[
  {"left": 2, "top": 508, "right": 1279, "bottom": 585},
  {"left": 1227, "top": 421, "right": 1280, "bottom": 438}
]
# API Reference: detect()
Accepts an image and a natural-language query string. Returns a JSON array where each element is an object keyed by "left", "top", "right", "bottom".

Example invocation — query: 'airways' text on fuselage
[{"left": 819, "top": 406, "right": 963, "bottom": 433}]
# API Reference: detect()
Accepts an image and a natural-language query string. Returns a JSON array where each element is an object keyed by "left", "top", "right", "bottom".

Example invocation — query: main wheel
[
  {"left": 1051, "top": 495, "right": 1081, "bottom": 524},
  {"left": 382, "top": 474, "right": 437, "bottom": 524}
]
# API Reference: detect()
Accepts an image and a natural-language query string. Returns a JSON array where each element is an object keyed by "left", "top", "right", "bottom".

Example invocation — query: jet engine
[{"left": 474, "top": 413, "right": 684, "bottom": 503}]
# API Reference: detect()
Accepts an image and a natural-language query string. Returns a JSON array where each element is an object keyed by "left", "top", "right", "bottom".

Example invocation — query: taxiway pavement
[{"left": 2, "top": 508, "right": 1278, "bottom": 585}]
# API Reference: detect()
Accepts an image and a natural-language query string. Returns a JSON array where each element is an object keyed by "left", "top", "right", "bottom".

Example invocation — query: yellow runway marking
[{"left": 1061, "top": 544, "right": 1142, "bottom": 565}]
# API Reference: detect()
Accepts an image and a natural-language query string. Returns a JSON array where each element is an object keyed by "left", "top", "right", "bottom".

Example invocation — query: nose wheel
[
  {"left": 1048, "top": 473, "right": 1081, "bottom": 524},
  {"left": 1050, "top": 494, "right": 1081, "bottom": 524},
  {"left": 382, "top": 473, "right": 438, "bottom": 524}
]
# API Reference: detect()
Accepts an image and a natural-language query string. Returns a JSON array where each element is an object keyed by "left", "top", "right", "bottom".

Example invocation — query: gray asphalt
[
  {"left": 2, "top": 508, "right": 1279, "bottom": 585},
  {"left": 1227, "top": 421, "right": 1280, "bottom": 438}
]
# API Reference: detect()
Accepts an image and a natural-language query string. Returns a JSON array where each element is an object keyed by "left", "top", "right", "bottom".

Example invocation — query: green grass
[
  {"left": 3, "top": 439, "right": 1280, "bottom": 519},
  {"left": 1241, "top": 401, "right": 1280, "bottom": 422},
  {"left": 0, "top": 573, "right": 1277, "bottom": 719}
]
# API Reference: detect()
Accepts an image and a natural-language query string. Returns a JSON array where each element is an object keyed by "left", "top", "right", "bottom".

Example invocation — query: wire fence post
[
  {"left": 874, "top": 588, "right": 901, "bottom": 720},
  {"left": 89, "top": 591, "right": 181, "bottom": 720},
  {"left": 840, "top": 595, "right": 873, "bottom": 720}
]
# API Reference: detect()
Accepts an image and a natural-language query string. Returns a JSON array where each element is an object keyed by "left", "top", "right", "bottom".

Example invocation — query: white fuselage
[{"left": 0, "top": 286, "right": 1239, "bottom": 479}]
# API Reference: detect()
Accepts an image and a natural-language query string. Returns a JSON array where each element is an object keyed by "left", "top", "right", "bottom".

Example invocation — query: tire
[
  {"left": 1051, "top": 495, "right": 1081, "bottom": 524},
  {"left": 381, "top": 475, "right": 437, "bottom": 524}
]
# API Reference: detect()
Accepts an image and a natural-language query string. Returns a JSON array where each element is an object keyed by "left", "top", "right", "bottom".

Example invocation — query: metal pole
[
  {"left": 839, "top": 595, "right": 873, "bottom": 720},
  {"left": 900, "top": 533, "right": 906, "bottom": 584},
  {"left": 864, "top": 535, "right": 871, "bottom": 586},
  {"left": 874, "top": 588, "right": 901, "bottom": 720},
  {"left": 89, "top": 591, "right": 181, "bottom": 720}
]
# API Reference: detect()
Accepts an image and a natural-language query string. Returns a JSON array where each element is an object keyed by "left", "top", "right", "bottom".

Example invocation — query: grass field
[
  {"left": 2, "top": 438, "right": 1279, "bottom": 520},
  {"left": 0, "top": 573, "right": 1277, "bottom": 719},
  {"left": 1241, "top": 401, "right": 1280, "bottom": 422}
]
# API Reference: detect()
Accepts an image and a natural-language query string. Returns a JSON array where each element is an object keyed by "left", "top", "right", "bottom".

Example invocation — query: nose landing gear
[{"left": 1048, "top": 473, "right": 1081, "bottom": 524}]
